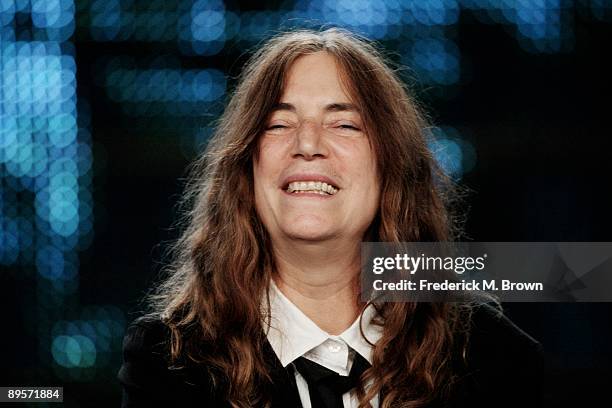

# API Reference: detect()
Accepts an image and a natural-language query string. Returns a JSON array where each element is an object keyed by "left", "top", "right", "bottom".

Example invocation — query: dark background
[{"left": 1, "top": 1, "right": 611, "bottom": 407}]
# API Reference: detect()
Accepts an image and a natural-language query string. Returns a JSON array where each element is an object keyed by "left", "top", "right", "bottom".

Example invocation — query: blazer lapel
[{"left": 262, "top": 338, "right": 304, "bottom": 408}]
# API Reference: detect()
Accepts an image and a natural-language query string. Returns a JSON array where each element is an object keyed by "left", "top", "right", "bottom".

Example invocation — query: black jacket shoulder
[
  {"left": 448, "top": 303, "right": 544, "bottom": 407},
  {"left": 117, "top": 315, "right": 219, "bottom": 407},
  {"left": 467, "top": 303, "right": 543, "bottom": 367}
]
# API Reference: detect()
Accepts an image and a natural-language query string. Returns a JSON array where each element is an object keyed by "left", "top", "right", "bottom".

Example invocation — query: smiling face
[{"left": 253, "top": 51, "right": 381, "bottom": 244}]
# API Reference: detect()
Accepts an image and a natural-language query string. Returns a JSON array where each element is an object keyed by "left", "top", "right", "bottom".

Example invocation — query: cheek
[
  {"left": 356, "top": 160, "right": 380, "bottom": 210},
  {"left": 259, "top": 135, "right": 292, "bottom": 156},
  {"left": 342, "top": 144, "right": 379, "bottom": 192},
  {"left": 253, "top": 142, "right": 276, "bottom": 180},
  {"left": 252, "top": 158, "right": 271, "bottom": 205},
  {"left": 255, "top": 138, "right": 290, "bottom": 179},
  {"left": 252, "top": 160, "right": 263, "bottom": 191},
  {"left": 253, "top": 149, "right": 285, "bottom": 205}
]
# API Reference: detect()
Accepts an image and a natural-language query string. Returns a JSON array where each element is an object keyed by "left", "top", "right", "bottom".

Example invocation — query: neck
[{"left": 271, "top": 238, "right": 362, "bottom": 335}]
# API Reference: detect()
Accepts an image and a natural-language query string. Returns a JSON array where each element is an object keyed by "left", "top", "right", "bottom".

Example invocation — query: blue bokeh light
[
  {"left": 52, "top": 334, "right": 97, "bottom": 368},
  {"left": 405, "top": 37, "right": 461, "bottom": 85},
  {"left": 1, "top": 40, "right": 89, "bottom": 264},
  {"left": 1, "top": 0, "right": 103, "bottom": 380},
  {"left": 427, "top": 126, "right": 477, "bottom": 180},
  {"left": 77, "top": 0, "right": 582, "bottom": 97},
  {"left": 103, "top": 63, "right": 226, "bottom": 116}
]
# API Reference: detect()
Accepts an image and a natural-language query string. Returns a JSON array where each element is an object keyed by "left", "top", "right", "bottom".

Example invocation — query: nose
[{"left": 292, "top": 119, "right": 329, "bottom": 160}]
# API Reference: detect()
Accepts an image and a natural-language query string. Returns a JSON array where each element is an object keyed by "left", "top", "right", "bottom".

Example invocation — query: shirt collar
[{"left": 263, "top": 279, "right": 383, "bottom": 367}]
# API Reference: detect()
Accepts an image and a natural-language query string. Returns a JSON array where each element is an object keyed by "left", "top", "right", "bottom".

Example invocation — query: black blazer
[{"left": 117, "top": 304, "right": 543, "bottom": 407}]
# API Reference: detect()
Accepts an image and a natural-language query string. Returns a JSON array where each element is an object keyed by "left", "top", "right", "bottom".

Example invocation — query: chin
[{"left": 282, "top": 223, "right": 335, "bottom": 242}]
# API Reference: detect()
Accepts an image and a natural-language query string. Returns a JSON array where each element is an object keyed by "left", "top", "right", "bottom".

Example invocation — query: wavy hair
[{"left": 148, "top": 28, "right": 473, "bottom": 408}]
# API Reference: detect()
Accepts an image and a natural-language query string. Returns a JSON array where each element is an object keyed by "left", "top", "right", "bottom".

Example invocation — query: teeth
[
  {"left": 291, "top": 190, "right": 328, "bottom": 195},
  {"left": 286, "top": 181, "right": 338, "bottom": 195}
]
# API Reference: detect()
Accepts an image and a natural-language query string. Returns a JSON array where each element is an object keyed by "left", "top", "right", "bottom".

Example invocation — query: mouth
[
  {"left": 280, "top": 175, "right": 340, "bottom": 196},
  {"left": 283, "top": 181, "right": 339, "bottom": 195}
]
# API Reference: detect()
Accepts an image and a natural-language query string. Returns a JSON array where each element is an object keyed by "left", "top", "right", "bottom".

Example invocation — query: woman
[{"left": 118, "top": 28, "right": 543, "bottom": 407}]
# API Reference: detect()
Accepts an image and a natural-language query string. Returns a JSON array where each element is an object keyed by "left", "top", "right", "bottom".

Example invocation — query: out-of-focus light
[
  {"left": 427, "top": 126, "right": 477, "bottom": 180},
  {"left": 50, "top": 306, "right": 126, "bottom": 371},
  {"left": 89, "top": 0, "right": 121, "bottom": 41},
  {"left": 52, "top": 334, "right": 97, "bottom": 368},
  {"left": 1, "top": 1, "right": 101, "bottom": 382},
  {"left": 403, "top": 37, "right": 460, "bottom": 85},
  {"left": 461, "top": 0, "right": 571, "bottom": 53},
  {"left": 103, "top": 63, "right": 227, "bottom": 117},
  {"left": 588, "top": 0, "right": 612, "bottom": 21}
]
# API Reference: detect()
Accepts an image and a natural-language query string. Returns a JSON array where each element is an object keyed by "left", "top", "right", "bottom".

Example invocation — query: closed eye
[
  {"left": 338, "top": 124, "right": 360, "bottom": 130},
  {"left": 266, "top": 124, "right": 287, "bottom": 130}
]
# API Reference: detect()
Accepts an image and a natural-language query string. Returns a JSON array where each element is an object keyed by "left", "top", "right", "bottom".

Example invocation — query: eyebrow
[{"left": 270, "top": 102, "right": 360, "bottom": 113}]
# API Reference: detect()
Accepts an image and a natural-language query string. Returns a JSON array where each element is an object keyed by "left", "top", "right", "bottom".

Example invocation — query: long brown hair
[{"left": 148, "top": 28, "right": 472, "bottom": 408}]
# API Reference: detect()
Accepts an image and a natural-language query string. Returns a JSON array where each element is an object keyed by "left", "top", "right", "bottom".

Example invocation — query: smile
[{"left": 285, "top": 181, "right": 339, "bottom": 195}]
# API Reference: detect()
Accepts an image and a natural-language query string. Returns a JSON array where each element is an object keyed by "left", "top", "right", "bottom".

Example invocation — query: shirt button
[{"left": 327, "top": 341, "right": 342, "bottom": 353}]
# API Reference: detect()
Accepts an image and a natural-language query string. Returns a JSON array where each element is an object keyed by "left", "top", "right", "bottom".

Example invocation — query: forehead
[{"left": 281, "top": 51, "right": 356, "bottom": 106}]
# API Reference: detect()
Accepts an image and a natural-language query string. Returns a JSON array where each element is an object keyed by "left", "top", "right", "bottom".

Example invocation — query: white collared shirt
[{"left": 263, "top": 280, "right": 383, "bottom": 408}]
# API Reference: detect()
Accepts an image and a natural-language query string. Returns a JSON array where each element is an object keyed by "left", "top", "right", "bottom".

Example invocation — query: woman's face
[{"left": 253, "top": 51, "right": 380, "bottom": 244}]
